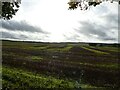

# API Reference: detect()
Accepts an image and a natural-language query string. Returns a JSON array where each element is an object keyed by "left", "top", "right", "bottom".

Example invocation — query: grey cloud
[
  {"left": 75, "top": 19, "right": 118, "bottom": 42},
  {"left": 2, "top": 32, "right": 20, "bottom": 39},
  {"left": 100, "top": 36, "right": 116, "bottom": 41},
  {"left": 76, "top": 21, "right": 107, "bottom": 37},
  {"left": 63, "top": 34, "right": 81, "bottom": 41},
  {"left": 1, "top": 30, "right": 49, "bottom": 41},
  {"left": 103, "top": 14, "right": 118, "bottom": 28},
  {"left": 1, "top": 20, "right": 49, "bottom": 34},
  {"left": 63, "top": 11, "right": 118, "bottom": 42}
]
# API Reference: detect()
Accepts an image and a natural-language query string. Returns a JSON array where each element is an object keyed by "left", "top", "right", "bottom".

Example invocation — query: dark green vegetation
[
  {"left": 1, "top": 1, "right": 20, "bottom": 20},
  {"left": 2, "top": 40, "right": 120, "bottom": 89},
  {"left": 68, "top": 0, "right": 119, "bottom": 10},
  {"left": 2, "top": 66, "right": 79, "bottom": 89}
]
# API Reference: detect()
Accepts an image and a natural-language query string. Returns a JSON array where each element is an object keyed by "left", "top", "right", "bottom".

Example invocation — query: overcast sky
[{"left": 0, "top": 0, "right": 119, "bottom": 43}]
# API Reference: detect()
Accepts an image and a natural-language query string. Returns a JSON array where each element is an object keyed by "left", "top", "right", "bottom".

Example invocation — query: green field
[{"left": 2, "top": 40, "right": 120, "bottom": 89}]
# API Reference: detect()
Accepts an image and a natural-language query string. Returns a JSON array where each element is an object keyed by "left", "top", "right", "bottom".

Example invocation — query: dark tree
[
  {"left": 68, "top": 0, "right": 119, "bottom": 10},
  {"left": 0, "top": 1, "right": 21, "bottom": 20}
]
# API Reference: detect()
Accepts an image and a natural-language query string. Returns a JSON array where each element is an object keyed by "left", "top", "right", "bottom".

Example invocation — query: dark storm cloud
[{"left": 1, "top": 20, "right": 48, "bottom": 34}]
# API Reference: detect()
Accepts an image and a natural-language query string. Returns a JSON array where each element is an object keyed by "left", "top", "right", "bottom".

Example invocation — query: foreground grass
[
  {"left": 2, "top": 66, "right": 100, "bottom": 89},
  {"left": 2, "top": 66, "right": 81, "bottom": 89}
]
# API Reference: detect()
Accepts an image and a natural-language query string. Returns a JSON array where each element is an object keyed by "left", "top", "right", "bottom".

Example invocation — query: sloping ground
[{"left": 83, "top": 45, "right": 119, "bottom": 55}]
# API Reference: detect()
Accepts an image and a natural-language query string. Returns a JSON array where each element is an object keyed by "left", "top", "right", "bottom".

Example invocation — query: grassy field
[{"left": 2, "top": 40, "right": 120, "bottom": 89}]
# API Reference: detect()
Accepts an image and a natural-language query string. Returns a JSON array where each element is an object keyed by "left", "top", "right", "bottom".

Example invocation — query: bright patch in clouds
[{"left": 1, "top": 0, "right": 119, "bottom": 43}]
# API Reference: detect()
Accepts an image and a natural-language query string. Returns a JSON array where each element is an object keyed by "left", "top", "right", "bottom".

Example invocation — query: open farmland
[{"left": 2, "top": 40, "right": 120, "bottom": 89}]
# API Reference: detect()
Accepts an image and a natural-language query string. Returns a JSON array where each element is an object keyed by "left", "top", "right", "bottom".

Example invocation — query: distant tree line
[{"left": 89, "top": 43, "right": 120, "bottom": 47}]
